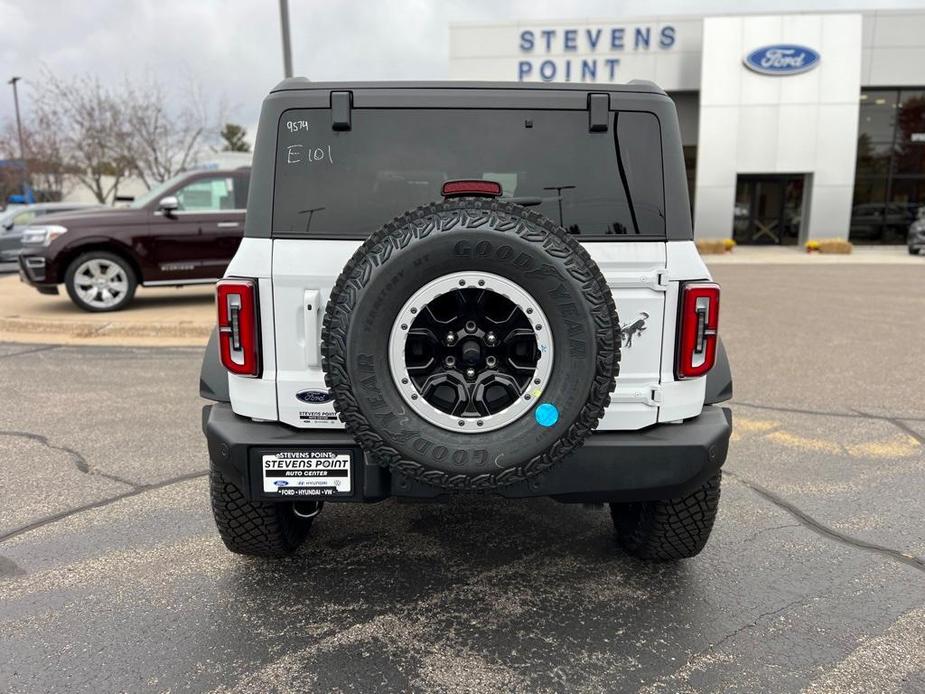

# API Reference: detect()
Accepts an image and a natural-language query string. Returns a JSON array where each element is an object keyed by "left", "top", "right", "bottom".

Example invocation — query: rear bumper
[{"left": 204, "top": 402, "right": 732, "bottom": 503}]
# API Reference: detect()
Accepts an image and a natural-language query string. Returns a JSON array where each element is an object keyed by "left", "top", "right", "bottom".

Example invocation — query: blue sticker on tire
[{"left": 535, "top": 403, "right": 559, "bottom": 427}]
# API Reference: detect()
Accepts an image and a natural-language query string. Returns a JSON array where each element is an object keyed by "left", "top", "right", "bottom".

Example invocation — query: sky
[{"left": 2, "top": 0, "right": 924, "bottom": 141}]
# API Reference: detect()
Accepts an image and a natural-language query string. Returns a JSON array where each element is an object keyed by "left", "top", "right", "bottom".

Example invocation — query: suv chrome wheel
[
  {"left": 65, "top": 251, "right": 138, "bottom": 312},
  {"left": 389, "top": 271, "right": 554, "bottom": 433},
  {"left": 72, "top": 258, "right": 130, "bottom": 309}
]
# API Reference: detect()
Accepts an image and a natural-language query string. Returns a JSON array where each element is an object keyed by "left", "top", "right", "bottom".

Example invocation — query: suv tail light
[
  {"left": 676, "top": 282, "right": 720, "bottom": 379},
  {"left": 216, "top": 278, "right": 261, "bottom": 377}
]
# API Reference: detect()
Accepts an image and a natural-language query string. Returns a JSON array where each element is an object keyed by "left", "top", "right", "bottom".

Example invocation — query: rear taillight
[
  {"left": 676, "top": 282, "right": 720, "bottom": 379},
  {"left": 216, "top": 278, "right": 261, "bottom": 377}
]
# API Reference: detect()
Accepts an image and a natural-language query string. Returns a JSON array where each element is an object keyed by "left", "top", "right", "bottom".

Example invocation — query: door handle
[
  {"left": 217, "top": 222, "right": 239, "bottom": 228},
  {"left": 304, "top": 289, "right": 321, "bottom": 366}
]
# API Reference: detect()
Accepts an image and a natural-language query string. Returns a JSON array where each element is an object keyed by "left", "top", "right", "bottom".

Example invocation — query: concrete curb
[
  {"left": 703, "top": 246, "right": 924, "bottom": 265},
  {"left": 0, "top": 317, "right": 212, "bottom": 339},
  {"left": 0, "top": 319, "right": 211, "bottom": 347}
]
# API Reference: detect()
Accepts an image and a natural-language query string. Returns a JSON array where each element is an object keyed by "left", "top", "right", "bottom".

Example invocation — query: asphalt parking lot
[{"left": 1, "top": 263, "right": 924, "bottom": 693}]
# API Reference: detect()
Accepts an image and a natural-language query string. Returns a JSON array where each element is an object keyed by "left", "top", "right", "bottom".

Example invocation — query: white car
[{"left": 198, "top": 80, "right": 733, "bottom": 561}]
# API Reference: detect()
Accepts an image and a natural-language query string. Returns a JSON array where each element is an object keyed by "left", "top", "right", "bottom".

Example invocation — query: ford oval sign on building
[{"left": 744, "top": 44, "right": 820, "bottom": 75}]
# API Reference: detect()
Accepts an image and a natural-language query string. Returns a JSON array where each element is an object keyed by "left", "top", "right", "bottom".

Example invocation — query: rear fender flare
[
  {"left": 704, "top": 337, "right": 732, "bottom": 404},
  {"left": 200, "top": 328, "right": 230, "bottom": 402}
]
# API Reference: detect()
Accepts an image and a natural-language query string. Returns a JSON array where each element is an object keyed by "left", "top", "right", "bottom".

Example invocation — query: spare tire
[{"left": 321, "top": 198, "right": 620, "bottom": 490}]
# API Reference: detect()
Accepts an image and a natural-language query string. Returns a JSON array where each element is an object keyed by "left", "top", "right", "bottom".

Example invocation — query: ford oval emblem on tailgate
[
  {"left": 296, "top": 389, "right": 334, "bottom": 404},
  {"left": 744, "top": 45, "right": 820, "bottom": 76}
]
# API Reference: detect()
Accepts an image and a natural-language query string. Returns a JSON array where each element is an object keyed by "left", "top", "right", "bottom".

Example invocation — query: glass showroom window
[{"left": 851, "top": 89, "right": 925, "bottom": 244}]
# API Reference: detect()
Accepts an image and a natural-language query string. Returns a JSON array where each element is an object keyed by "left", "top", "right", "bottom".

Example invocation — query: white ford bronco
[{"left": 200, "top": 80, "right": 732, "bottom": 560}]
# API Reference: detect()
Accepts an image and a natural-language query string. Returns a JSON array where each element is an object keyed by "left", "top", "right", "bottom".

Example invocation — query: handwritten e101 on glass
[{"left": 286, "top": 144, "right": 334, "bottom": 165}]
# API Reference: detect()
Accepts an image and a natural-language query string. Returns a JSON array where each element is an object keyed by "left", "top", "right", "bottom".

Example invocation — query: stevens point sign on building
[{"left": 516, "top": 25, "right": 677, "bottom": 82}]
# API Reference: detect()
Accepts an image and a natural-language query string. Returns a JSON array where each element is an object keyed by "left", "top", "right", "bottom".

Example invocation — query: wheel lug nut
[
  {"left": 445, "top": 356, "right": 456, "bottom": 368},
  {"left": 486, "top": 332, "right": 496, "bottom": 345},
  {"left": 465, "top": 321, "right": 477, "bottom": 334},
  {"left": 465, "top": 368, "right": 476, "bottom": 379},
  {"left": 486, "top": 356, "right": 497, "bottom": 368},
  {"left": 446, "top": 332, "right": 457, "bottom": 345}
]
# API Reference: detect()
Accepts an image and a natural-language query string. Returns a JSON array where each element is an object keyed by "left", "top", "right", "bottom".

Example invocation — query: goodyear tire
[
  {"left": 209, "top": 460, "right": 314, "bottom": 557},
  {"left": 610, "top": 472, "right": 722, "bottom": 561},
  {"left": 321, "top": 198, "right": 620, "bottom": 490}
]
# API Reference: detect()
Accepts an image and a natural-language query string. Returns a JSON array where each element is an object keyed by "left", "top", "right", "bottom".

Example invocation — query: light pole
[
  {"left": 8, "top": 77, "right": 25, "bottom": 161},
  {"left": 8, "top": 76, "right": 29, "bottom": 201},
  {"left": 279, "top": 0, "right": 293, "bottom": 78}
]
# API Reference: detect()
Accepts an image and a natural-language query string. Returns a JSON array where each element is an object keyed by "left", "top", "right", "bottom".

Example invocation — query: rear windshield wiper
[{"left": 507, "top": 196, "right": 544, "bottom": 207}]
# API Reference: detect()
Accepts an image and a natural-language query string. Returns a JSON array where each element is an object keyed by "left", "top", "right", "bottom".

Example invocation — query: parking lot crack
[
  {"left": 0, "top": 469, "right": 208, "bottom": 544},
  {"left": 851, "top": 408, "right": 925, "bottom": 446},
  {"left": 739, "top": 523, "right": 801, "bottom": 544},
  {"left": 0, "top": 345, "right": 60, "bottom": 360},
  {"left": 724, "top": 470, "right": 925, "bottom": 574},
  {"left": 684, "top": 594, "right": 810, "bottom": 668},
  {"left": 0, "top": 429, "right": 141, "bottom": 489}
]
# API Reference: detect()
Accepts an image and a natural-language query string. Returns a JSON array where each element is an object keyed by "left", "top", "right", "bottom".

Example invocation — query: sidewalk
[
  {"left": 703, "top": 245, "right": 923, "bottom": 264},
  {"left": 0, "top": 274, "right": 214, "bottom": 347}
]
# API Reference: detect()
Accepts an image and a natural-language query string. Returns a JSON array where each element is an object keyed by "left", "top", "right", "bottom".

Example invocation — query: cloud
[{"left": 1, "top": 0, "right": 920, "bottom": 134}]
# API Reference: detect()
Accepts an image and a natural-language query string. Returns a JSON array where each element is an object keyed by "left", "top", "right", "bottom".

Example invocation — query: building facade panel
[{"left": 449, "top": 10, "right": 925, "bottom": 245}]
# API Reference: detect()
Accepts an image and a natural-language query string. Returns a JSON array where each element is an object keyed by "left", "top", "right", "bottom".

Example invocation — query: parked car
[
  {"left": 200, "top": 80, "right": 733, "bottom": 561},
  {"left": 17, "top": 168, "right": 250, "bottom": 311},
  {"left": 909, "top": 211, "right": 925, "bottom": 254},
  {"left": 0, "top": 202, "right": 103, "bottom": 263},
  {"left": 850, "top": 202, "right": 917, "bottom": 243}
]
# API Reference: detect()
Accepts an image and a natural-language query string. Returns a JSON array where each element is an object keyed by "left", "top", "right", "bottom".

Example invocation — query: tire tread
[
  {"left": 611, "top": 472, "right": 722, "bottom": 560},
  {"left": 209, "top": 461, "right": 311, "bottom": 557}
]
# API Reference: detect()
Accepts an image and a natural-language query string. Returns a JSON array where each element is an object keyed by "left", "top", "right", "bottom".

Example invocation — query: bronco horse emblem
[{"left": 620, "top": 312, "right": 649, "bottom": 348}]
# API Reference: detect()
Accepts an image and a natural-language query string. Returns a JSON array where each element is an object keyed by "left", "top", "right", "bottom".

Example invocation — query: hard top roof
[{"left": 270, "top": 78, "right": 666, "bottom": 96}]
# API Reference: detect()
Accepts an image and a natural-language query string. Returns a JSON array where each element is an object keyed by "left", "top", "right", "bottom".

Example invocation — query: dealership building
[{"left": 450, "top": 11, "right": 925, "bottom": 245}]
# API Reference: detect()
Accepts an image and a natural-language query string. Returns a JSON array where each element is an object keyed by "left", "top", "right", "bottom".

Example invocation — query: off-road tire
[
  {"left": 610, "top": 472, "right": 722, "bottom": 560},
  {"left": 209, "top": 460, "right": 313, "bottom": 557},
  {"left": 321, "top": 197, "right": 620, "bottom": 491},
  {"left": 64, "top": 250, "right": 138, "bottom": 312}
]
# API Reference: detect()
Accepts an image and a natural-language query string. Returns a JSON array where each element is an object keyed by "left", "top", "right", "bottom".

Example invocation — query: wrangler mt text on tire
[{"left": 321, "top": 198, "right": 621, "bottom": 491}]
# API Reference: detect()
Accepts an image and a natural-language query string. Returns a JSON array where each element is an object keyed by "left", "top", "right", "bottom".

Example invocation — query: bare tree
[
  {"left": 124, "top": 76, "right": 220, "bottom": 188},
  {"left": 29, "top": 69, "right": 134, "bottom": 203}
]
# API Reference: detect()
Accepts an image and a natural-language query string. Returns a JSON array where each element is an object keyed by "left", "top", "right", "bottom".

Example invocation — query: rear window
[{"left": 272, "top": 108, "right": 665, "bottom": 239}]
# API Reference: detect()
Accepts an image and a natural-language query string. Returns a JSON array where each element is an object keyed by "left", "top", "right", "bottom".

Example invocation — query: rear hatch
[{"left": 270, "top": 99, "right": 668, "bottom": 430}]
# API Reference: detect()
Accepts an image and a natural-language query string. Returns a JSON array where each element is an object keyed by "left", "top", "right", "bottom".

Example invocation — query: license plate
[{"left": 261, "top": 450, "right": 352, "bottom": 497}]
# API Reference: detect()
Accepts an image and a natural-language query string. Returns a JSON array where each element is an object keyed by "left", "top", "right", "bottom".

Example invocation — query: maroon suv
[{"left": 18, "top": 167, "right": 250, "bottom": 311}]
